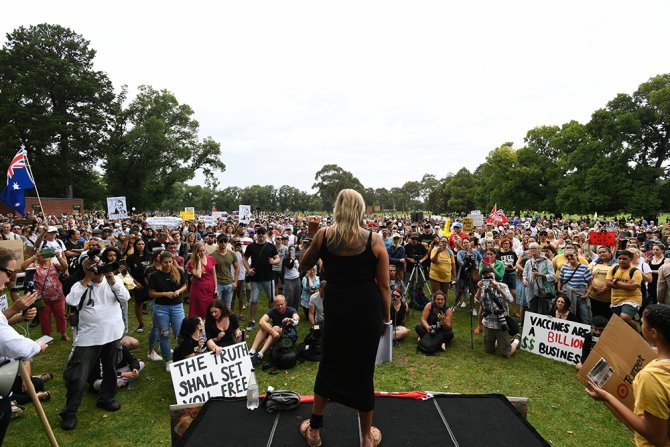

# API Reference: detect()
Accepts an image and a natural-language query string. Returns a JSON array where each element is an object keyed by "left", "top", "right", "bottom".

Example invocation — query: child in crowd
[{"left": 575, "top": 315, "right": 608, "bottom": 371}]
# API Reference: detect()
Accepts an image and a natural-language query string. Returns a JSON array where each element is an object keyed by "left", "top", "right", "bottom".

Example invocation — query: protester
[
  {"left": 585, "top": 304, "right": 670, "bottom": 447},
  {"left": 59, "top": 250, "right": 130, "bottom": 431}
]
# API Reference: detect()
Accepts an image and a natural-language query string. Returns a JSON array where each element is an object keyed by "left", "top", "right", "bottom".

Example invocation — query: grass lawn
[{"left": 6, "top": 299, "right": 631, "bottom": 447}]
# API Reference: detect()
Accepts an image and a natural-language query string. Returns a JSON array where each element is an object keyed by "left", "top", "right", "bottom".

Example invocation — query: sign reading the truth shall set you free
[
  {"left": 169, "top": 342, "right": 253, "bottom": 404},
  {"left": 520, "top": 312, "right": 591, "bottom": 365}
]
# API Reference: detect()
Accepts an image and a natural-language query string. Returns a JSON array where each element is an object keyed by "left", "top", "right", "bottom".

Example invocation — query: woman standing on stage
[{"left": 299, "top": 189, "right": 390, "bottom": 447}]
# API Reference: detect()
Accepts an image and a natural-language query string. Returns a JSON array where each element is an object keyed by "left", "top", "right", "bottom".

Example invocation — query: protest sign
[
  {"left": 197, "top": 215, "right": 215, "bottom": 227},
  {"left": 239, "top": 205, "right": 251, "bottom": 225},
  {"left": 107, "top": 196, "right": 128, "bottom": 219},
  {"left": 181, "top": 208, "right": 195, "bottom": 220},
  {"left": 169, "top": 342, "right": 253, "bottom": 404},
  {"left": 211, "top": 211, "right": 226, "bottom": 221},
  {"left": 145, "top": 216, "right": 183, "bottom": 229},
  {"left": 588, "top": 231, "right": 616, "bottom": 246},
  {"left": 520, "top": 312, "right": 591, "bottom": 365},
  {"left": 462, "top": 217, "right": 474, "bottom": 233},
  {"left": 576, "top": 314, "right": 656, "bottom": 410}
]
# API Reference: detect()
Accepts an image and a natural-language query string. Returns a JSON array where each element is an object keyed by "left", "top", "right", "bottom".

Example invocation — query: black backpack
[
  {"left": 296, "top": 325, "right": 322, "bottom": 362},
  {"left": 417, "top": 332, "right": 443, "bottom": 355}
]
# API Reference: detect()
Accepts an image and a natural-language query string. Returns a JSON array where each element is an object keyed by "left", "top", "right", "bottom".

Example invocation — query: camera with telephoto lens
[
  {"left": 84, "top": 249, "right": 119, "bottom": 275},
  {"left": 463, "top": 254, "right": 477, "bottom": 270}
]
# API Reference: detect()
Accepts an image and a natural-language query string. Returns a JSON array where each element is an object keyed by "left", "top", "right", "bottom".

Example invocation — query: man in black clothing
[
  {"left": 242, "top": 226, "right": 280, "bottom": 331},
  {"left": 248, "top": 295, "right": 299, "bottom": 366}
]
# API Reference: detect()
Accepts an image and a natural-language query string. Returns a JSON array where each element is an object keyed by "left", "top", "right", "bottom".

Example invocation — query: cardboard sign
[
  {"left": 588, "top": 231, "right": 616, "bottom": 246},
  {"left": 0, "top": 240, "right": 24, "bottom": 270},
  {"left": 462, "top": 217, "right": 474, "bottom": 233},
  {"left": 576, "top": 314, "right": 656, "bottom": 410},
  {"left": 197, "top": 215, "right": 215, "bottom": 227},
  {"left": 145, "top": 217, "right": 183, "bottom": 229},
  {"left": 520, "top": 312, "right": 591, "bottom": 365},
  {"left": 169, "top": 342, "right": 253, "bottom": 404},
  {"left": 179, "top": 211, "right": 194, "bottom": 221}
]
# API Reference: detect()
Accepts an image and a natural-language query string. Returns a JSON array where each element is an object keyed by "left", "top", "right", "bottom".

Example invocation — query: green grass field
[{"left": 6, "top": 300, "right": 632, "bottom": 447}]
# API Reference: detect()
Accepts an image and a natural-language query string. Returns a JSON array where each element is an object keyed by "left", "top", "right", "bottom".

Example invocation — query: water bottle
[{"left": 246, "top": 368, "right": 259, "bottom": 410}]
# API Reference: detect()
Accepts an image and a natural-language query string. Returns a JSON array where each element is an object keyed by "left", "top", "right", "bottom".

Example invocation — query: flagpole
[{"left": 23, "top": 151, "right": 45, "bottom": 216}]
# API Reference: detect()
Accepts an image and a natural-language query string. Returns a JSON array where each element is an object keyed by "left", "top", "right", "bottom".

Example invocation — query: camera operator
[
  {"left": 59, "top": 250, "right": 130, "bottom": 431},
  {"left": 475, "top": 266, "right": 520, "bottom": 358},
  {"left": 455, "top": 239, "right": 482, "bottom": 306},
  {"left": 248, "top": 295, "right": 299, "bottom": 367},
  {"left": 0, "top": 248, "right": 47, "bottom": 443},
  {"left": 390, "top": 287, "right": 409, "bottom": 340},
  {"left": 415, "top": 291, "right": 454, "bottom": 351}
]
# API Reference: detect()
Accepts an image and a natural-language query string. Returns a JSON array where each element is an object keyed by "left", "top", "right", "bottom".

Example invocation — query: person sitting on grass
[
  {"left": 248, "top": 295, "right": 299, "bottom": 367},
  {"left": 89, "top": 342, "right": 145, "bottom": 390},
  {"left": 415, "top": 290, "right": 454, "bottom": 352},
  {"left": 172, "top": 316, "right": 206, "bottom": 364},
  {"left": 475, "top": 266, "right": 520, "bottom": 358},
  {"left": 390, "top": 287, "right": 409, "bottom": 341},
  {"left": 205, "top": 299, "right": 243, "bottom": 354}
]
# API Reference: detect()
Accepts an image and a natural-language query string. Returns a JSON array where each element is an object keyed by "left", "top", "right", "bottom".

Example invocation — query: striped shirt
[{"left": 559, "top": 264, "right": 593, "bottom": 290}]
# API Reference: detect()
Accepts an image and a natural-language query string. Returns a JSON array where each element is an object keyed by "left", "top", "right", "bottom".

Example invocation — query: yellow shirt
[
  {"left": 633, "top": 359, "right": 670, "bottom": 447},
  {"left": 606, "top": 265, "right": 643, "bottom": 306},
  {"left": 553, "top": 253, "right": 589, "bottom": 273},
  {"left": 589, "top": 262, "right": 616, "bottom": 303},
  {"left": 429, "top": 247, "right": 455, "bottom": 282}
]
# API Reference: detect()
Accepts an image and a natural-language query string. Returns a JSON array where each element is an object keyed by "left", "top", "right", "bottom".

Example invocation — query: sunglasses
[{"left": 0, "top": 267, "right": 14, "bottom": 277}]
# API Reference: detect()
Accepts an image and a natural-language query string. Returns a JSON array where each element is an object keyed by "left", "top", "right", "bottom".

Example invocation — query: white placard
[
  {"left": 107, "top": 197, "right": 128, "bottom": 219},
  {"left": 520, "top": 312, "right": 591, "bottom": 365},
  {"left": 197, "top": 215, "right": 215, "bottom": 227},
  {"left": 169, "top": 342, "right": 253, "bottom": 404},
  {"left": 145, "top": 216, "right": 183, "bottom": 229},
  {"left": 239, "top": 205, "right": 251, "bottom": 225},
  {"left": 211, "top": 211, "right": 226, "bottom": 221}
]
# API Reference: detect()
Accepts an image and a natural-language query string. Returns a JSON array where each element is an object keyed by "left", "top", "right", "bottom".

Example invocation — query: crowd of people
[{"left": 0, "top": 207, "right": 669, "bottom": 445}]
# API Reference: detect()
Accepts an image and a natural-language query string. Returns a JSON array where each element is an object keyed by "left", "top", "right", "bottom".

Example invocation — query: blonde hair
[
  {"left": 330, "top": 189, "right": 365, "bottom": 249},
  {"left": 190, "top": 241, "right": 206, "bottom": 267}
]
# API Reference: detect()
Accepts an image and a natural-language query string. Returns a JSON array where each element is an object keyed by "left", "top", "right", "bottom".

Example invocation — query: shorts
[
  {"left": 250, "top": 281, "right": 274, "bottom": 305},
  {"left": 502, "top": 272, "right": 516, "bottom": 290},
  {"left": 611, "top": 303, "right": 638, "bottom": 318}
]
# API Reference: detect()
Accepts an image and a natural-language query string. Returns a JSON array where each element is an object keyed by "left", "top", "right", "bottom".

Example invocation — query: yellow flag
[{"left": 443, "top": 217, "right": 452, "bottom": 237}]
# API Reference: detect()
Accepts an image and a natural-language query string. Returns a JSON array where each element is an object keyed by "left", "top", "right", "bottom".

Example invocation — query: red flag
[{"left": 486, "top": 203, "right": 508, "bottom": 225}]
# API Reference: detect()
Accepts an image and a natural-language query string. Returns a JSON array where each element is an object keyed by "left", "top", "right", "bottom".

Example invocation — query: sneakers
[
  {"left": 250, "top": 352, "right": 261, "bottom": 367},
  {"left": 246, "top": 320, "right": 256, "bottom": 331},
  {"left": 165, "top": 361, "right": 173, "bottom": 373},
  {"left": 471, "top": 309, "right": 478, "bottom": 316},
  {"left": 135, "top": 324, "right": 144, "bottom": 333},
  {"left": 460, "top": 301, "right": 467, "bottom": 308},
  {"left": 148, "top": 351, "right": 163, "bottom": 362}
]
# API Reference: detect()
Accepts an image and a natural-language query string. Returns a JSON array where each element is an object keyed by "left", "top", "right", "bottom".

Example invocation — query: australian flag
[{"left": 0, "top": 148, "right": 35, "bottom": 216}]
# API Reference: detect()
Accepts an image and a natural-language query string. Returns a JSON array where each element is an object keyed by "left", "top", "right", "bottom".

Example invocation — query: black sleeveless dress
[{"left": 314, "top": 230, "right": 383, "bottom": 412}]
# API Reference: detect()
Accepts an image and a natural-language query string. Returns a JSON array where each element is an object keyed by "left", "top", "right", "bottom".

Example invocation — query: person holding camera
[
  {"left": 416, "top": 290, "right": 454, "bottom": 351},
  {"left": 248, "top": 295, "right": 299, "bottom": 367},
  {"left": 390, "top": 287, "right": 409, "bottom": 341},
  {"left": 59, "top": 249, "right": 130, "bottom": 431},
  {"left": 475, "top": 266, "right": 520, "bottom": 358}
]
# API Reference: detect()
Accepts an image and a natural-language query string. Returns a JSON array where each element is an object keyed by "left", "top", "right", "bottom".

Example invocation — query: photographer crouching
[
  {"left": 474, "top": 266, "right": 520, "bottom": 358},
  {"left": 59, "top": 249, "right": 130, "bottom": 431}
]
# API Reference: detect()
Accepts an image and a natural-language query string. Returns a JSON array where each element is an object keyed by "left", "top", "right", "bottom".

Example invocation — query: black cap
[{"left": 256, "top": 226, "right": 267, "bottom": 234}]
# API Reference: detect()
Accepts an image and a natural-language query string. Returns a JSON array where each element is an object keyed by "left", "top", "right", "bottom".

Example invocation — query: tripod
[
  {"left": 403, "top": 262, "right": 432, "bottom": 314},
  {"left": 452, "top": 266, "right": 478, "bottom": 349}
]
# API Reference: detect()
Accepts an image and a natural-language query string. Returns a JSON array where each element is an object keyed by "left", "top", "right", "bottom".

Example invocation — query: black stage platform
[{"left": 174, "top": 394, "right": 549, "bottom": 446}]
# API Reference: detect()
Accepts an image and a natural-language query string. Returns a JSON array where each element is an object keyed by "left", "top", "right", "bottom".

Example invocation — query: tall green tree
[
  {"left": 0, "top": 24, "right": 117, "bottom": 200},
  {"left": 104, "top": 85, "right": 225, "bottom": 209},
  {"left": 312, "top": 164, "right": 365, "bottom": 211}
]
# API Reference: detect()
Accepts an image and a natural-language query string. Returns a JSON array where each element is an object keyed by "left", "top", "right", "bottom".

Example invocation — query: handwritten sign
[
  {"left": 588, "top": 231, "right": 616, "bottom": 246},
  {"left": 197, "top": 215, "right": 215, "bottom": 227},
  {"left": 169, "top": 342, "right": 253, "bottom": 404},
  {"left": 462, "top": 217, "right": 474, "bottom": 233},
  {"left": 145, "top": 217, "right": 183, "bottom": 229},
  {"left": 520, "top": 312, "right": 591, "bottom": 365}
]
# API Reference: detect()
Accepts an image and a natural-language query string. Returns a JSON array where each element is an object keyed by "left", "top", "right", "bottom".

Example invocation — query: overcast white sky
[{"left": 3, "top": 1, "right": 670, "bottom": 193}]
